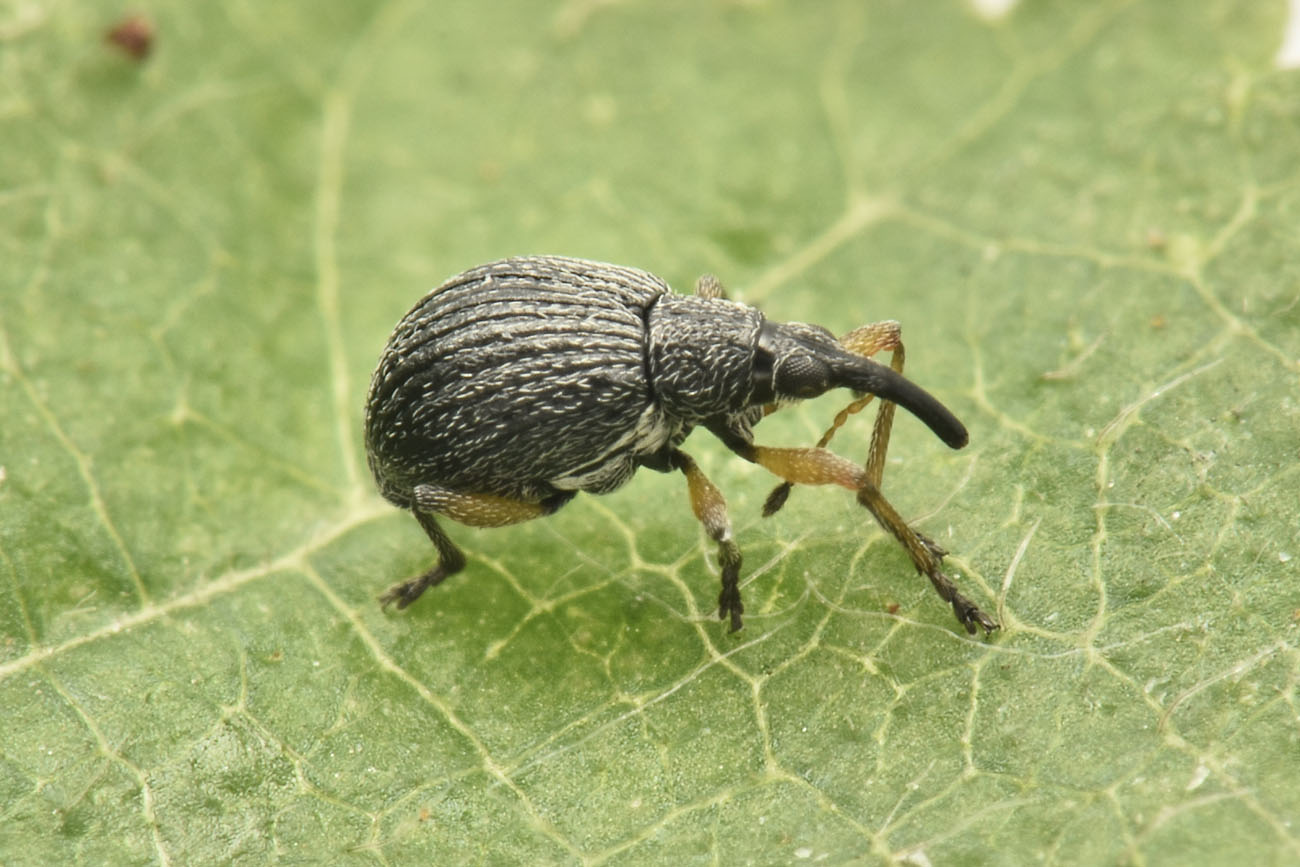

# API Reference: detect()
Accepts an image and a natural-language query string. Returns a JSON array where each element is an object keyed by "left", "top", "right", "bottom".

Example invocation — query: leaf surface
[{"left": 2, "top": 1, "right": 1298, "bottom": 864}]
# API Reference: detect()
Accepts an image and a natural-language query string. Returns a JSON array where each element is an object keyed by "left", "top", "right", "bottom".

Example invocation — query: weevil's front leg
[
  {"left": 843, "top": 321, "right": 904, "bottom": 489},
  {"left": 854, "top": 481, "right": 996, "bottom": 634},
  {"left": 727, "top": 441, "right": 997, "bottom": 635},
  {"left": 381, "top": 485, "right": 573, "bottom": 610},
  {"left": 764, "top": 320, "right": 904, "bottom": 516},
  {"left": 848, "top": 326, "right": 947, "bottom": 561},
  {"left": 669, "top": 449, "right": 744, "bottom": 632}
]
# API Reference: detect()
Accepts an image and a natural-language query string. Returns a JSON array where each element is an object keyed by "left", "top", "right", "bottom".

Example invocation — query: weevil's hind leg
[
  {"left": 380, "top": 485, "right": 573, "bottom": 610},
  {"left": 670, "top": 449, "right": 744, "bottom": 632},
  {"left": 413, "top": 484, "right": 567, "bottom": 528},
  {"left": 380, "top": 509, "right": 468, "bottom": 609},
  {"left": 736, "top": 443, "right": 997, "bottom": 635},
  {"left": 764, "top": 320, "right": 904, "bottom": 516}
]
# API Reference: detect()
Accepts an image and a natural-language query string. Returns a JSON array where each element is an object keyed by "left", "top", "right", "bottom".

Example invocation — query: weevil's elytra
[{"left": 364, "top": 256, "right": 997, "bottom": 636}]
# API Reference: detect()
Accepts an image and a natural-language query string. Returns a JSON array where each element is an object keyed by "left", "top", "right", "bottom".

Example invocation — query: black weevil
[{"left": 364, "top": 256, "right": 997, "bottom": 635}]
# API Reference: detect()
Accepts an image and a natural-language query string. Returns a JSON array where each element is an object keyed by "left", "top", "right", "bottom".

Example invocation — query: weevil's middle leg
[
  {"left": 764, "top": 320, "right": 905, "bottom": 516},
  {"left": 741, "top": 444, "right": 997, "bottom": 635},
  {"left": 670, "top": 449, "right": 744, "bottom": 632},
  {"left": 694, "top": 274, "right": 726, "bottom": 300}
]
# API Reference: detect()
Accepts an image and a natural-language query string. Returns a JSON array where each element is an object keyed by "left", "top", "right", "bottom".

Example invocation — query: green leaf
[{"left": 3, "top": 0, "right": 1298, "bottom": 863}]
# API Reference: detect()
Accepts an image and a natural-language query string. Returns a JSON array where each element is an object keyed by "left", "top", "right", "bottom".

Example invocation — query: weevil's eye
[{"left": 774, "top": 353, "right": 830, "bottom": 399}]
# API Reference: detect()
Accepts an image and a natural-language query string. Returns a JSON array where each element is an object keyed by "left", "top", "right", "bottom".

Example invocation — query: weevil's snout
[
  {"left": 756, "top": 320, "right": 968, "bottom": 449},
  {"left": 829, "top": 353, "right": 969, "bottom": 449}
]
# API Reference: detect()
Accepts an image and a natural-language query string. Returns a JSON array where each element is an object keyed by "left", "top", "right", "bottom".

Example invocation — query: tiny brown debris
[{"left": 106, "top": 13, "right": 154, "bottom": 61}]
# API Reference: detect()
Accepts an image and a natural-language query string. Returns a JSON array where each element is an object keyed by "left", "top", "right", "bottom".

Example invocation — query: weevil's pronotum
[{"left": 364, "top": 257, "right": 997, "bottom": 635}]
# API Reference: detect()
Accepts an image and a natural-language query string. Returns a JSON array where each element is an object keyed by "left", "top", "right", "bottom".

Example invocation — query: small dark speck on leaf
[
  {"left": 106, "top": 14, "right": 154, "bottom": 60},
  {"left": 886, "top": 602, "right": 901, "bottom": 615}
]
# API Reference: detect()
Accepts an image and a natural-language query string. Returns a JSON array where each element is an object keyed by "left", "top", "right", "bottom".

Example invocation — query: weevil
[{"left": 364, "top": 256, "right": 997, "bottom": 635}]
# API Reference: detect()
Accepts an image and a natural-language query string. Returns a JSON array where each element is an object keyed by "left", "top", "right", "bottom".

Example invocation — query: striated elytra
[{"left": 364, "top": 256, "right": 997, "bottom": 635}]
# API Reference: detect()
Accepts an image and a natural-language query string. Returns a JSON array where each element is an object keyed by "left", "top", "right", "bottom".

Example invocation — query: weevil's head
[
  {"left": 753, "top": 319, "right": 968, "bottom": 449},
  {"left": 751, "top": 321, "right": 843, "bottom": 405},
  {"left": 647, "top": 295, "right": 967, "bottom": 450}
]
